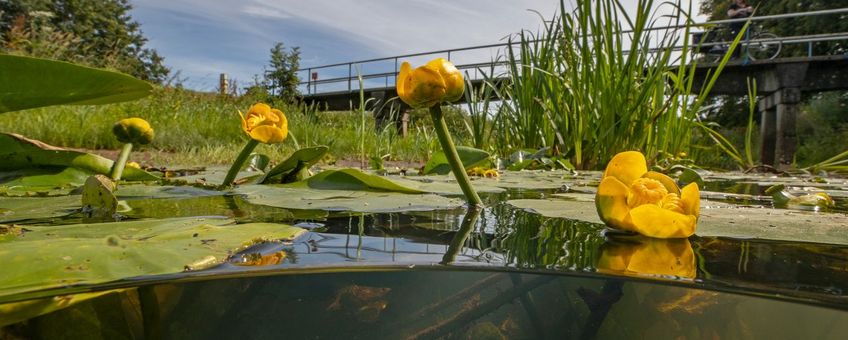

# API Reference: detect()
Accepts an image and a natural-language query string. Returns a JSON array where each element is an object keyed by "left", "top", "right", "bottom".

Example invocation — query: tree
[
  {"left": 700, "top": 0, "right": 848, "bottom": 56},
  {"left": 264, "top": 42, "right": 301, "bottom": 103},
  {"left": 0, "top": 0, "right": 169, "bottom": 83}
]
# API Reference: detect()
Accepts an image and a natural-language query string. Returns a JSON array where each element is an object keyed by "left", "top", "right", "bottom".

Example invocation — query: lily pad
[
  {"left": 0, "top": 196, "right": 79, "bottom": 223},
  {"left": 507, "top": 198, "right": 848, "bottom": 245},
  {"left": 0, "top": 217, "right": 306, "bottom": 300},
  {"left": 0, "top": 134, "right": 159, "bottom": 195},
  {"left": 260, "top": 146, "right": 329, "bottom": 184},
  {"left": 0, "top": 54, "right": 152, "bottom": 113},
  {"left": 236, "top": 185, "right": 463, "bottom": 213},
  {"left": 287, "top": 168, "right": 424, "bottom": 194},
  {"left": 423, "top": 146, "right": 490, "bottom": 175}
]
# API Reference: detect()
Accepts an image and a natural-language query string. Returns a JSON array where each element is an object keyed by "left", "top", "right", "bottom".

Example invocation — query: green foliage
[
  {"left": 796, "top": 92, "right": 848, "bottom": 167},
  {"left": 259, "top": 145, "right": 329, "bottom": 184},
  {"left": 287, "top": 168, "right": 424, "bottom": 194},
  {"left": 0, "top": 54, "right": 152, "bottom": 113},
  {"left": 423, "top": 146, "right": 490, "bottom": 175},
  {"left": 0, "top": 0, "right": 169, "bottom": 83},
  {"left": 493, "top": 0, "right": 721, "bottom": 169},
  {"left": 0, "top": 133, "right": 158, "bottom": 196},
  {"left": 700, "top": 0, "right": 848, "bottom": 56},
  {"left": 264, "top": 42, "right": 301, "bottom": 102},
  {"left": 0, "top": 88, "right": 443, "bottom": 166}
]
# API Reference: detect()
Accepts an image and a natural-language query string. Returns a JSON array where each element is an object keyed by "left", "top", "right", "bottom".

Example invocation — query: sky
[{"left": 131, "top": 0, "right": 705, "bottom": 91}]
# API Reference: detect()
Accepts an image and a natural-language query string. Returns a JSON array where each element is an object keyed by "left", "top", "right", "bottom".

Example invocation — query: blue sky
[{"left": 131, "top": 0, "right": 703, "bottom": 91}]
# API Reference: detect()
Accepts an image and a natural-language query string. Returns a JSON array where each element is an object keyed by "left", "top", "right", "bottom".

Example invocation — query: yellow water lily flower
[
  {"left": 239, "top": 103, "right": 288, "bottom": 144},
  {"left": 397, "top": 58, "right": 464, "bottom": 108},
  {"left": 113, "top": 117, "right": 154, "bottom": 145},
  {"left": 597, "top": 236, "right": 696, "bottom": 279},
  {"left": 595, "top": 151, "right": 700, "bottom": 238}
]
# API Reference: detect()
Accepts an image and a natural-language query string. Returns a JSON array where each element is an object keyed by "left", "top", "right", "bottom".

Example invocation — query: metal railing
[{"left": 299, "top": 8, "right": 848, "bottom": 96}]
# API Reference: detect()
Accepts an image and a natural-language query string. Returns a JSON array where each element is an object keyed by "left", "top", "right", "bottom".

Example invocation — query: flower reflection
[{"left": 597, "top": 234, "right": 696, "bottom": 279}]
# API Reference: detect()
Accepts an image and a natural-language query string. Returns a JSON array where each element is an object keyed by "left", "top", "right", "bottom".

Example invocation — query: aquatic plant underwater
[{"left": 0, "top": 0, "right": 847, "bottom": 337}]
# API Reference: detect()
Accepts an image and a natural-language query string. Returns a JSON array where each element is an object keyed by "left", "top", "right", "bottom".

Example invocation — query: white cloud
[{"left": 131, "top": 0, "right": 706, "bottom": 89}]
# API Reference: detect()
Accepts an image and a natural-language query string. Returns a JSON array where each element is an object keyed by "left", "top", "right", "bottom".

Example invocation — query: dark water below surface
[
  {"left": 3, "top": 186, "right": 848, "bottom": 338},
  {"left": 2, "top": 269, "right": 847, "bottom": 339}
]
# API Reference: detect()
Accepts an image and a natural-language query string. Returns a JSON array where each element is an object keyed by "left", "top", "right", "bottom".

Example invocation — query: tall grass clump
[{"left": 495, "top": 0, "right": 734, "bottom": 169}]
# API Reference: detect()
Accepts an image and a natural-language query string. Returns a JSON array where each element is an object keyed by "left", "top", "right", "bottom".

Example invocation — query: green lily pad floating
[
  {"left": 287, "top": 168, "right": 424, "bottom": 194},
  {"left": 259, "top": 146, "right": 329, "bottom": 184},
  {"left": 507, "top": 198, "right": 848, "bottom": 245},
  {"left": 0, "top": 133, "right": 159, "bottom": 195},
  {"left": 236, "top": 184, "right": 463, "bottom": 213},
  {"left": 113, "top": 188, "right": 328, "bottom": 222},
  {"left": 0, "top": 217, "right": 306, "bottom": 301},
  {"left": 0, "top": 196, "right": 79, "bottom": 223},
  {"left": 0, "top": 54, "right": 152, "bottom": 113},
  {"left": 423, "top": 146, "right": 490, "bottom": 175}
]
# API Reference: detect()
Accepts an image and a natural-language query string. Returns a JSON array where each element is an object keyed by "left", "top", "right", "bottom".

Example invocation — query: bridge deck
[{"left": 300, "top": 55, "right": 848, "bottom": 111}]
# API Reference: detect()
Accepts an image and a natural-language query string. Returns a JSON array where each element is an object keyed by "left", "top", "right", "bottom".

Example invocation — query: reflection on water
[
  {"left": 2, "top": 270, "right": 847, "bottom": 339},
  {"left": 3, "top": 186, "right": 848, "bottom": 335}
]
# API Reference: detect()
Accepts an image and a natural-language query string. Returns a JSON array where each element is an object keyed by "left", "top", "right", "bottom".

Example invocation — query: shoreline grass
[{"left": 0, "top": 88, "right": 459, "bottom": 167}]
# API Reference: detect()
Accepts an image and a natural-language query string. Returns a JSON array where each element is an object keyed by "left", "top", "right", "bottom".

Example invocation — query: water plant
[
  {"left": 397, "top": 58, "right": 482, "bottom": 206},
  {"left": 490, "top": 0, "right": 739, "bottom": 169},
  {"left": 223, "top": 103, "right": 288, "bottom": 186},
  {"left": 109, "top": 117, "right": 154, "bottom": 180},
  {"left": 595, "top": 151, "right": 700, "bottom": 238}
]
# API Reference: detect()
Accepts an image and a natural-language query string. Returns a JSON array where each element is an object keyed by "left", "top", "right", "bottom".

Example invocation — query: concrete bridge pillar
[
  {"left": 757, "top": 62, "right": 808, "bottom": 168},
  {"left": 758, "top": 87, "right": 801, "bottom": 167}
]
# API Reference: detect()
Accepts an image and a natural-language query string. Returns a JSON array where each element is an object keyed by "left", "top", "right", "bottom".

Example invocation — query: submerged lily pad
[
  {"left": 236, "top": 185, "right": 464, "bottom": 213},
  {"left": 0, "top": 217, "right": 306, "bottom": 300},
  {"left": 507, "top": 198, "right": 848, "bottom": 245}
]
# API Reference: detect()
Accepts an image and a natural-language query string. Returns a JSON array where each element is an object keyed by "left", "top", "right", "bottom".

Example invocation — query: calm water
[{"left": 2, "top": 186, "right": 848, "bottom": 338}]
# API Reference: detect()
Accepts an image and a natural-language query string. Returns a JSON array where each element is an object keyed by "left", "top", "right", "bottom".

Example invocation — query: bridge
[{"left": 298, "top": 8, "right": 848, "bottom": 167}]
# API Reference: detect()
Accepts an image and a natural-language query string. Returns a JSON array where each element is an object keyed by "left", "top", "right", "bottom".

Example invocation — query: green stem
[
  {"left": 223, "top": 139, "right": 260, "bottom": 186},
  {"left": 429, "top": 105, "right": 482, "bottom": 206},
  {"left": 109, "top": 143, "right": 133, "bottom": 181}
]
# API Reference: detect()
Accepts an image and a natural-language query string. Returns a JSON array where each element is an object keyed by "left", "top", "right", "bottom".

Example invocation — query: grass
[
  {"left": 0, "top": 87, "right": 456, "bottom": 167},
  {"left": 478, "top": 0, "right": 737, "bottom": 169},
  {"left": 1, "top": 0, "right": 842, "bottom": 172}
]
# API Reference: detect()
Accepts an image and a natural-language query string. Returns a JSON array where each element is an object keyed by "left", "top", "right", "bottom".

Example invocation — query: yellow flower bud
[
  {"left": 113, "top": 117, "right": 154, "bottom": 145},
  {"left": 396, "top": 58, "right": 465, "bottom": 108},
  {"left": 239, "top": 103, "right": 288, "bottom": 144},
  {"left": 595, "top": 151, "right": 700, "bottom": 239}
]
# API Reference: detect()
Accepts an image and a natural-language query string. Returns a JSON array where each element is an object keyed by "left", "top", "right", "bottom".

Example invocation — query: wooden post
[{"left": 218, "top": 73, "right": 228, "bottom": 96}]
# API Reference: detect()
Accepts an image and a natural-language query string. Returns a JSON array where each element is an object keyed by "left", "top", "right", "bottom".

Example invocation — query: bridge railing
[{"left": 298, "top": 8, "right": 848, "bottom": 96}]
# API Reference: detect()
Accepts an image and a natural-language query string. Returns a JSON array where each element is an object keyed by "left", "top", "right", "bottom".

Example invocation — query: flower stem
[
  {"left": 429, "top": 105, "right": 482, "bottom": 206},
  {"left": 223, "top": 139, "right": 260, "bottom": 186},
  {"left": 109, "top": 143, "right": 133, "bottom": 181}
]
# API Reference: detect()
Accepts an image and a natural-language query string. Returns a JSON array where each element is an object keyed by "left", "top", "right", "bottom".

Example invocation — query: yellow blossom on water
[
  {"left": 597, "top": 236, "right": 696, "bottom": 279},
  {"left": 482, "top": 169, "right": 499, "bottom": 178},
  {"left": 595, "top": 151, "right": 700, "bottom": 238},
  {"left": 239, "top": 103, "right": 288, "bottom": 144},
  {"left": 113, "top": 118, "right": 154, "bottom": 145},
  {"left": 397, "top": 58, "right": 464, "bottom": 108}
]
